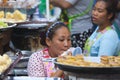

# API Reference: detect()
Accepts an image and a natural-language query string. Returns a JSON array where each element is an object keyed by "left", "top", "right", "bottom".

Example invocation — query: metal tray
[
  {"left": 17, "top": 22, "right": 48, "bottom": 29},
  {"left": 54, "top": 58, "right": 120, "bottom": 74}
]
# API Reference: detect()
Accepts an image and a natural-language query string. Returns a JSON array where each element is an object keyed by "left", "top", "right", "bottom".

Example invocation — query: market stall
[
  {"left": 0, "top": 0, "right": 62, "bottom": 79},
  {"left": 0, "top": 0, "right": 61, "bottom": 51}
]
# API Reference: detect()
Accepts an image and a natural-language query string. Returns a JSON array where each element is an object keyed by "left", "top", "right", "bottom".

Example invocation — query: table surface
[{"left": 7, "top": 76, "right": 63, "bottom": 80}]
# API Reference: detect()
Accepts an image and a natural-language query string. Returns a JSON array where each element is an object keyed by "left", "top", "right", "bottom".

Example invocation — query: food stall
[
  {"left": 1, "top": 0, "right": 120, "bottom": 80},
  {"left": 0, "top": 0, "right": 62, "bottom": 79},
  {"left": 0, "top": 0, "right": 61, "bottom": 52},
  {"left": 0, "top": 0, "right": 32, "bottom": 54}
]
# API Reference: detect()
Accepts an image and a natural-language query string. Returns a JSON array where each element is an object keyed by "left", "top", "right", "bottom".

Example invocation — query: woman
[
  {"left": 84, "top": 0, "right": 120, "bottom": 56},
  {"left": 50, "top": 0, "right": 94, "bottom": 50},
  {"left": 27, "top": 21, "right": 71, "bottom": 77}
]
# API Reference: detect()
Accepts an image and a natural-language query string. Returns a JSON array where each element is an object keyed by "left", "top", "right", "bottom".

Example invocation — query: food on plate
[
  {"left": 0, "top": 11, "right": 4, "bottom": 18},
  {"left": 0, "top": 10, "right": 27, "bottom": 23},
  {"left": 13, "top": 10, "right": 26, "bottom": 21},
  {"left": 0, "top": 21, "right": 8, "bottom": 28},
  {"left": 89, "top": 62, "right": 100, "bottom": 67},
  {"left": 6, "top": 12, "right": 14, "bottom": 19},
  {"left": 109, "top": 61, "right": 120, "bottom": 67},
  {"left": 114, "top": 56, "right": 120, "bottom": 64},
  {"left": 75, "top": 54, "right": 84, "bottom": 61},
  {"left": 56, "top": 55, "right": 120, "bottom": 67},
  {"left": 100, "top": 56, "right": 109, "bottom": 64},
  {"left": 0, "top": 54, "right": 12, "bottom": 73}
]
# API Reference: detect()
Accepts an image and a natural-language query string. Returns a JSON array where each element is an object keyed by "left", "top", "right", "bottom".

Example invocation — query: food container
[{"left": 54, "top": 56, "right": 120, "bottom": 80}]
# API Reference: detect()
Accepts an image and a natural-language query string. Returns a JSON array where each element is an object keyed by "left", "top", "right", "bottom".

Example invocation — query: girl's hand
[{"left": 50, "top": 70, "right": 63, "bottom": 77}]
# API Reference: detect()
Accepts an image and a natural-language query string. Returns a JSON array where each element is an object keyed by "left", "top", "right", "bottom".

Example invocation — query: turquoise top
[{"left": 84, "top": 26, "right": 120, "bottom": 56}]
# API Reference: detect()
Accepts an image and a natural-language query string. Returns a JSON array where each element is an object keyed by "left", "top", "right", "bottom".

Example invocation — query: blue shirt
[{"left": 85, "top": 27, "right": 119, "bottom": 56}]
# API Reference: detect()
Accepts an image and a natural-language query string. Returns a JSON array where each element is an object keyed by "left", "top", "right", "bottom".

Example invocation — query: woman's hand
[{"left": 50, "top": 70, "right": 63, "bottom": 77}]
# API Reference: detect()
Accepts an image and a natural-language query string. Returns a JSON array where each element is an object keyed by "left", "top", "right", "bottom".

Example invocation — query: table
[{"left": 7, "top": 76, "right": 63, "bottom": 80}]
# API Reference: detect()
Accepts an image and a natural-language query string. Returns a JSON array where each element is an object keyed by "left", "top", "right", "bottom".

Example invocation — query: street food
[
  {"left": 0, "top": 11, "right": 4, "bottom": 18},
  {"left": 0, "top": 10, "right": 27, "bottom": 23},
  {"left": 6, "top": 12, "right": 13, "bottom": 19},
  {"left": 0, "top": 54, "right": 12, "bottom": 73},
  {"left": 100, "top": 56, "right": 109, "bottom": 64},
  {"left": 114, "top": 56, "right": 120, "bottom": 64},
  {"left": 13, "top": 10, "right": 26, "bottom": 21},
  {"left": 56, "top": 55, "right": 120, "bottom": 67}
]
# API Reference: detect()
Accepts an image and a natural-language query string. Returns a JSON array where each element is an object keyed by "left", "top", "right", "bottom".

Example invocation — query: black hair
[
  {"left": 97, "top": 0, "right": 119, "bottom": 21},
  {"left": 40, "top": 21, "right": 69, "bottom": 46}
]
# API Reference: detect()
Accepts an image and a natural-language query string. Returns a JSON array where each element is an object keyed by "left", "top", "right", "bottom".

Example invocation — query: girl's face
[
  {"left": 92, "top": 1, "right": 112, "bottom": 25},
  {"left": 46, "top": 26, "right": 71, "bottom": 57}
]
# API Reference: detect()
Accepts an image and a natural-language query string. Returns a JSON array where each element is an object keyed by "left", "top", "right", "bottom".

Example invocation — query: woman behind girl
[{"left": 84, "top": 0, "right": 120, "bottom": 56}]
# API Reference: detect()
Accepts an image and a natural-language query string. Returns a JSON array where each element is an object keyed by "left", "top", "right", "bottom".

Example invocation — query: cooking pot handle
[
  {"left": 9, "top": 41, "right": 21, "bottom": 53},
  {"left": 0, "top": 51, "right": 23, "bottom": 80}
]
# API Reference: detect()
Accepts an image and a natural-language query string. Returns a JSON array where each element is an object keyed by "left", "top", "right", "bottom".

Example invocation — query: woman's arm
[
  {"left": 50, "top": 0, "right": 77, "bottom": 9},
  {"left": 27, "top": 52, "right": 46, "bottom": 77}
]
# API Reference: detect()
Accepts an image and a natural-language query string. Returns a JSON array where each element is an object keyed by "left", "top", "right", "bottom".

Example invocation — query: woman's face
[
  {"left": 46, "top": 26, "right": 71, "bottom": 57},
  {"left": 92, "top": 1, "right": 111, "bottom": 25}
]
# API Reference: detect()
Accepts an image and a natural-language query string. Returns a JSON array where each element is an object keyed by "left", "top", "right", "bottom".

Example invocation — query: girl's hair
[
  {"left": 97, "top": 0, "right": 119, "bottom": 21},
  {"left": 40, "top": 21, "right": 69, "bottom": 46}
]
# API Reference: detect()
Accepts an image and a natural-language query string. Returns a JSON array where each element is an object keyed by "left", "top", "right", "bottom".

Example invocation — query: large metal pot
[
  {"left": 6, "top": 50, "right": 33, "bottom": 68},
  {"left": 14, "top": 50, "right": 33, "bottom": 68}
]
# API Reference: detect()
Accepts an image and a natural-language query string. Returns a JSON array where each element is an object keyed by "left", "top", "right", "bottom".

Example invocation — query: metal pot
[
  {"left": 21, "top": 50, "right": 33, "bottom": 57},
  {"left": 6, "top": 50, "right": 33, "bottom": 68},
  {"left": 14, "top": 50, "right": 33, "bottom": 68}
]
